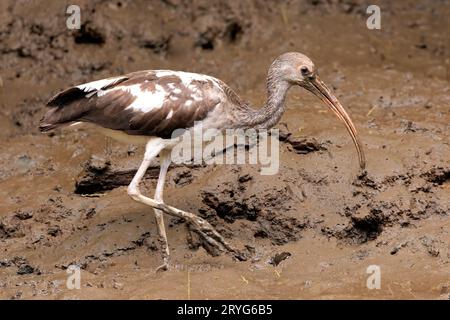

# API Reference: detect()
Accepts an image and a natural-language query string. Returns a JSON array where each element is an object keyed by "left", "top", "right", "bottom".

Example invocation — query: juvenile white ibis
[{"left": 40, "top": 52, "right": 365, "bottom": 271}]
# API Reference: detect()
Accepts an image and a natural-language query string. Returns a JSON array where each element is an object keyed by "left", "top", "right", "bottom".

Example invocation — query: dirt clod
[{"left": 269, "top": 252, "right": 291, "bottom": 266}]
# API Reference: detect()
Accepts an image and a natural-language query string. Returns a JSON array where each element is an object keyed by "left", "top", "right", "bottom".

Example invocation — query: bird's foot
[
  {"left": 188, "top": 217, "right": 247, "bottom": 261},
  {"left": 155, "top": 255, "right": 170, "bottom": 272},
  {"left": 151, "top": 201, "right": 247, "bottom": 261},
  {"left": 155, "top": 262, "right": 169, "bottom": 272}
]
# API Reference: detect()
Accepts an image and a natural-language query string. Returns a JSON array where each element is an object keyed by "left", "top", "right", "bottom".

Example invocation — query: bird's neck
[{"left": 250, "top": 76, "right": 291, "bottom": 130}]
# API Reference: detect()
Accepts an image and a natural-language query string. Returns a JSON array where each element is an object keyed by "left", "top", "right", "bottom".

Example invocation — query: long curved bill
[{"left": 307, "top": 76, "right": 366, "bottom": 170}]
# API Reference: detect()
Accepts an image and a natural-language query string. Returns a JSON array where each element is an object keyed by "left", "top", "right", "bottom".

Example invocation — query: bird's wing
[{"left": 40, "top": 71, "right": 223, "bottom": 138}]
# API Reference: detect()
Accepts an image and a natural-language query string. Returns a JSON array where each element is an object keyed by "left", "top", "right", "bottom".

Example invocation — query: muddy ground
[{"left": 0, "top": 0, "right": 449, "bottom": 299}]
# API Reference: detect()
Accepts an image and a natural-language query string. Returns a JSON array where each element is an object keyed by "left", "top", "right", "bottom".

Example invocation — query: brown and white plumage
[
  {"left": 40, "top": 70, "right": 239, "bottom": 139},
  {"left": 39, "top": 52, "right": 366, "bottom": 270}
]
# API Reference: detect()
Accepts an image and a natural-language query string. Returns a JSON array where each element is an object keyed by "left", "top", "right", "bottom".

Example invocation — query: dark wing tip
[
  {"left": 47, "top": 87, "right": 91, "bottom": 107},
  {"left": 46, "top": 77, "right": 130, "bottom": 107}
]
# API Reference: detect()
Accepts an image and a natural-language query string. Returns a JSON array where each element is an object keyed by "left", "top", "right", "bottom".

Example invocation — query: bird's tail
[
  {"left": 39, "top": 108, "right": 68, "bottom": 132},
  {"left": 39, "top": 122, "right": 61, "bottom": 132},
  {"left": 39, "top": 76, "right": 130, "bottom": 133},
  {"left": 39, "top": 87, "right": 91, "bottom": 132}
]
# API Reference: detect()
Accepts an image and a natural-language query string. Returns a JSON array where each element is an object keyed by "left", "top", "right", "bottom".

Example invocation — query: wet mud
[{"left": 0, "top": 0, "right": 449, "bottom": 299}]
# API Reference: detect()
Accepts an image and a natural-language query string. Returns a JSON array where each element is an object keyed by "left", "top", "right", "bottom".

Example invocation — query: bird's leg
[
  {"left": 153, "top": 150, "right": 171, "bottom": 272},
  {"left": 127, "top": 139, "right": 246, "bottom": 263}
]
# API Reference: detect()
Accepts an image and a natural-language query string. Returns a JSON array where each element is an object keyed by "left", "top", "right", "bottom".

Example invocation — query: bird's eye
[{"left": 300, "top": 66, "right": 309, "bottom": 75}]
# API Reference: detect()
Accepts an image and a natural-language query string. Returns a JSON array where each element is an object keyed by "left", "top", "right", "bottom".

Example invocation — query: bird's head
[{"left": 271, "top": 52, "right": 366, "bottom": 170}]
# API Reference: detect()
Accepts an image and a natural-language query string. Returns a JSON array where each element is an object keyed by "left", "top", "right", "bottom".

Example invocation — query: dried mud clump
[
  {"left": 278, "top": 129, "right": 328, "bottom": 154},
  {"left": 138, "top": 36, "right": 171, "bottom": 55},
  {"left": 201, "top": 190, "right": 260, "bottom": 223},
  {"left": 73, "top": 22, "right": 106, "bottom": 45},
  {"left": 75, "top": 156, "right": 150, "bottom": 194},
  {"left": 421, "top": 166, "right": 450, "bottom": 185},
  {"left": 0, "top": 216, "right": 26, "bottom": 239},
  {"left": 327, "top": 167, "right": 450, "bottom": 244},
  {"left": 344, "top": 214, "right": 385, "bottom": 243},
  {"left": 255, "top": 214, "right": 308, "bottom": 245},
  {"left": 194, "top": 20, "right": 245, "bottom": 50},
  {"left": 74, "top": 156, "right": 201, "bottom": 194},
  {"left": 322, "top": 203, "right": 388, "bottom": 244},
  {"left": 199, "top": 177, "right": 307, "bottom": 246},
  {"left": 0, "top": 257, "right": 39, "bottom": 275},
  {"left": 269, "top": 251, "right": 291, "bottom": 266}
]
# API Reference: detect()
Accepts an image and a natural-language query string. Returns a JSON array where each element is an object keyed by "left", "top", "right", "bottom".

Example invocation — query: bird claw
[
  {"left": 155, "top": 262, "right": 169, "bottom": 272},
  {"left": 155, "top": 252, "right": 170, "bottom": 272},
  {"left": 188, "top": 218, "right": 247, "bottom": 261},
  {"left": 151, "top": 199, "right": 247, "bottom": 262}
]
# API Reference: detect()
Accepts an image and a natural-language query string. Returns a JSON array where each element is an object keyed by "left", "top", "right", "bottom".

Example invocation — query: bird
[{"left": 39, "top": 52, "right": 365, "bottom": 271}]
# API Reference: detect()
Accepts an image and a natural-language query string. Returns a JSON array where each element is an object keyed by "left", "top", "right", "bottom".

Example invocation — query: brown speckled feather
[{"left": 40, "top": 71, "right": 224, "bottom": 138}]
